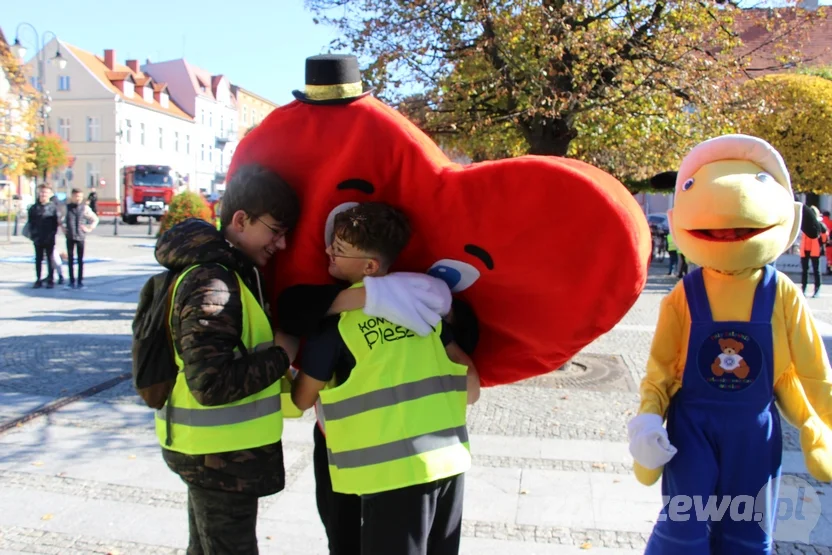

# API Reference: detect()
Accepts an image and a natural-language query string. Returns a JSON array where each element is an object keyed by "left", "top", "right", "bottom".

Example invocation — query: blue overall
[{"left": 645, "top": 266, "right": 782, "bottom": 555}]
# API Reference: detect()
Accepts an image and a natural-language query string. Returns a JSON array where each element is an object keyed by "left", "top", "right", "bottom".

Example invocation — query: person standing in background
[
  {"left": 87, "top": 187, "right": 98, "bottom": 214},
  {"left": 823, "top": 210, "right": 832, "bottom": 275},
  {"left": 50, "top": 194, "right": 66, "bottom": 285},
  {"left": 801, "top": 205, "right": 828, "bottom": 297},
  {"left": 63, "top": 188, "right": 100, "bottom": 289},
  {"left": 666, "top": 231, "right": 678, "bottom": 276},
  {"left": 27, "top": 185, "right": 60, "bottom": 289}
]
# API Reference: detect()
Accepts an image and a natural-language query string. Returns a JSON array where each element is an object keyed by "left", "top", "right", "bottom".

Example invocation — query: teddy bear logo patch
[
  {"left": 712, "top": 338, "right": 751, "bottom": 379},
  {"left": 697, "top": 331, "right": 762, "bottom": 392}
]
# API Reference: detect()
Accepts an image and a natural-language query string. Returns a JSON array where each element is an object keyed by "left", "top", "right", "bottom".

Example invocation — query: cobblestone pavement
[{"left": 1, "top": 235, "right": 832, "bottom": 554}]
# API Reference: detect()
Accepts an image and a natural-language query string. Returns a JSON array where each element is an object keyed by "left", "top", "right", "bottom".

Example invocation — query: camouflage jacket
[{"left": 155, "top": 218, "right": 290, "bottom": 497}]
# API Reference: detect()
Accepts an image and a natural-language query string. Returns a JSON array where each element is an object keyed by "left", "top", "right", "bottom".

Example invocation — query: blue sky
[
  {"left": 1, "top": 0, "right": 340, "bottom": 105},
  {"left": 3, "top": 1, "right": 830, "bottom": 106}
]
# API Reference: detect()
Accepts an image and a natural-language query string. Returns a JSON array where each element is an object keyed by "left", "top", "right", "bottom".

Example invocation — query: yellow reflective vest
[
  {"left": 319, "top": 289, "right": 471, "bottom": 495},
  {"left": 155, "top": 265, "right": 285, "bottom": 454}
]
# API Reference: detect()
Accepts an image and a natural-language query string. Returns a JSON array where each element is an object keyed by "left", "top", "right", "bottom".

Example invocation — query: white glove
[
  {"left": 628, "top": 413, "right": 677, "bottom": 470},
  {"left": 363, "top": 272, "right": 452, "bottom": 336}
]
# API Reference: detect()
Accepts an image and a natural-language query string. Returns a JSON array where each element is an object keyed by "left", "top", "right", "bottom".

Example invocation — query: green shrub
[{"left": 159, "top": 191, "right": 212, "bottom": 235}]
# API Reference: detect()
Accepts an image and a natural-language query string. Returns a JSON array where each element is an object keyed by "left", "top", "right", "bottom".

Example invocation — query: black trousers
[
  {"left": 186, "top": 483, "right": 259, "bottom": 555},
  {"left": 313, "top": 424, "right": 362, "bottom": 554},
  {"left": 66, "top": 239, "right": 85, "bottom": 283},
  {"left": 677, "top": 253, "right": 689, "bottom": 277},
  {"left": 801, "top": 253, "right": 821, "bottom": 292},
  {"left": 34, "top": 242, "right": 55, "bottom": 283},
  {"left": 667, "top": 251, "right": 678, "bottom": 274},
  {"left": 361, "top": 473, "right": 465, "bottom": 555}
]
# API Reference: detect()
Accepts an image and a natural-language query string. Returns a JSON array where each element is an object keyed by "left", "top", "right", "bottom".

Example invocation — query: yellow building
[{"left": 231, "top": 85, "right": 279, "bottom": 136}]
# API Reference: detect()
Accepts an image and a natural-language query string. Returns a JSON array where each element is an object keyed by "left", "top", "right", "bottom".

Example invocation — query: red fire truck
[{"left": 121, "top": 165, "right": 180, "bottom": 224}]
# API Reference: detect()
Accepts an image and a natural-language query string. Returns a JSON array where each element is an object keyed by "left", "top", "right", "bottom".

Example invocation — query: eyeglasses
[
  {"left": 330, "top": 252, "right": 374, "bottom": 260},
  {"left": 255, "top": 216, "right": 286, "bottom": 239},
  {"left": 328, "top": 242, "right": 375, "bottom": 261}
]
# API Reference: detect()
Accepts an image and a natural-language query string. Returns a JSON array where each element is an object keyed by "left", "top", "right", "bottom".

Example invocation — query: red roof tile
[
  {"left": 735, "top": 7, "right": 832, "bottom": 75},
  {"left": 66, "top": 42, "right": 192, "bottom": 121},
  {"left": 105, "top": 71, "right": 134, "bottom": 82}
]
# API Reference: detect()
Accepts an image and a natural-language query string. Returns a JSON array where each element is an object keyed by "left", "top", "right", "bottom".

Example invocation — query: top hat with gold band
[{"left": 292, "top": 54, "right": 374, "bottom": 105}]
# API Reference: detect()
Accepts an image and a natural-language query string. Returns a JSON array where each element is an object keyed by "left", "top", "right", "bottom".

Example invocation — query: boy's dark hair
[
  {"left": 220, "top": 164, "right": 300, "bottom": 231},
  {"left": 333, "top": 202, "right": 411, "bottom": 269},
  {"left": 38, "top": 184, "right": 52, "bottom": 191},
  {"left": 71, "top": 188, "right": 82, "bottom": 195}
]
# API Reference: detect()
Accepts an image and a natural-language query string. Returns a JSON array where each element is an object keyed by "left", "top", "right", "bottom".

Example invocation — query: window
[
  {"left": 58, "top": 117, "right": 70, "bottom": 141},
  {"left": 200, "top": 144, "right": 205, "bottom": 161},
  {"left": 208, "top": 147, "right": 213, "bottom": 163},
  {"left": 208, "top": 112, "right": 213, "bottom": 127},
  {"left": 200, "top": 109, "right": 204, "bottom": 124},
  {"left": 58, "top": 75, "right": 70, "bottom": 91},
  {"left": 158, "top": 127, "right": 164, "bottom": 149},
  {"left": 220, "top": 115, "right": 224, "bottom": 134},
  {"left": 174, "top": 131, "right": 179, "bottom": 152},
  {"left": 160, "top": 92, "right": 169, "bottom": 108},
  {"left": 124, "top": 120, "right": 132, "bottom": 143},
  {"left": 186, "top": 134, "right": 190, "bottom": 154},
  {"left": 143, "top": 86, "right": 153, "bottom": 103},
  {"left": 243, "top": 106, "right": 248, "bottom": 125},
  {"left": 86, "top": 162, "right": 100, "bottom": 190},
  {"left": 140, "top": 123, "right": 145, "bottom": 146},
  {"left": 123, "top": 81, "right": 134, "bottom": 97},
  {"left": 86, "top": 116, "right": 100, "bottom": 142}
]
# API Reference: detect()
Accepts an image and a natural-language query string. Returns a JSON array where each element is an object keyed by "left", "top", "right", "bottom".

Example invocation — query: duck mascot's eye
[
  {"left": 681, "top": 178, "right": 695, "bottom": 191},
  {"left": 755, "top": 172, "right": 775, "bottom": 185}
]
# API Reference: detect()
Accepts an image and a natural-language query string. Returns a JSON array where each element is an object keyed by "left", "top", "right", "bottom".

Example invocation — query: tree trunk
[{"left": 520, "top": 116, "right": 577, "bottom": 157}]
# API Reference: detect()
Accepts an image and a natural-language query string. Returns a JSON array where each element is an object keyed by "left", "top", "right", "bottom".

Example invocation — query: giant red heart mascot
[{"left": 228, "top": 55, "right": 651, "bottom": 387}]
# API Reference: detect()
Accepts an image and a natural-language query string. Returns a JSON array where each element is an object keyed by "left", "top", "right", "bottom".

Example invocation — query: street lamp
[{"left": 11, "top": 23, "right": 66, "bottom": 135}]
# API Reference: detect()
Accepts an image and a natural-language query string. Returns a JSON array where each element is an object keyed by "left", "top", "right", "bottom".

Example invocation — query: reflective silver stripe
[
  {"left": 156, "top": 395, "right": 281, "bottom": 427},
  {"left": 323, "top": 375, "right": 467, "bottom": 422},
  {"left": 327, "top": 425, "right": 468, "bottom": 469}
]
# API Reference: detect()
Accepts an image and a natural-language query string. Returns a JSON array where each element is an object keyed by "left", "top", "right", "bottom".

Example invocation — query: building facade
[
  {"left": 232, "top": 85, "right": 279, "bottom": 137},
  {"left": 142, "top": 59, "right": 239, "bottom": 193},
  {"left": 25, "top": 39, "right": 195, "bottom": 205}
]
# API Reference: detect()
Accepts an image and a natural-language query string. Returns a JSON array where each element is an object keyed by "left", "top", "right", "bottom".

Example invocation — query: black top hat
[{"left": 292, "top": 54, "right": 374, "bottom": 105}]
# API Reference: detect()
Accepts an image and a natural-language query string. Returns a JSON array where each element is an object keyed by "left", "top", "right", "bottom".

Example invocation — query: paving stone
[{"left": 1, "top": 243, "right": 830, "bottom": 553}]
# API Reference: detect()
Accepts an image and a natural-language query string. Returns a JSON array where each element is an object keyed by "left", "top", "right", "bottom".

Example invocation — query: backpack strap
[{"left": 163, "top": 269, "right": 182, "bottom": 448}]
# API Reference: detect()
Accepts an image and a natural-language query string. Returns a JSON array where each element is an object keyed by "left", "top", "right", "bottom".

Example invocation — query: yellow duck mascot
[{"left": 627, "top": 134, "right": 832, "bottom": 554}]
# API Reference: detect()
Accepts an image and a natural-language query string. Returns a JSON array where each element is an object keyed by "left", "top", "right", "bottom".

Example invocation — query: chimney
[
  {"left": 104, "top": 49, "right": 116, "bottom": 70},
  {"left": 126, "top": 59, "right": 140, "bottom": 73}
]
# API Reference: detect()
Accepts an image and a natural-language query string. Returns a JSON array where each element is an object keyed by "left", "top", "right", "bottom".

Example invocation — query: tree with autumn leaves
[
  {"left": 307, "top": 0, "right": 819, "bottom": 182},
  {"left": 26, "top": 133, "right": 71, "bottom": 182},
  {"left": 0, "top": 31, "right": 38, "bottom": 178},
  {"left": 738, "top": 74, "right": 832, "bottom": 195}
]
